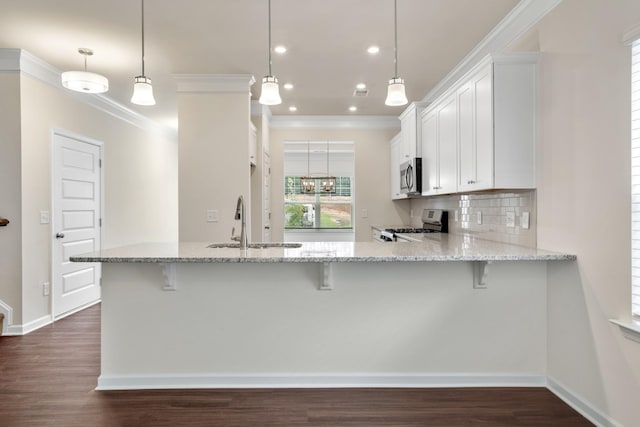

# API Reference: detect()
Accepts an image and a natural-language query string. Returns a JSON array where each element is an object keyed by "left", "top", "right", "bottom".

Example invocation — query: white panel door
[{"left": 52, "top": 132, "right": 102, "bottom": 318}]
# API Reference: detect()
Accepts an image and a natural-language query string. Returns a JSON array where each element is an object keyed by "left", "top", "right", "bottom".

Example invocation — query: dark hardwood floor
[{"left": 0, "top": 304, "right": 593, "bottom": 426}]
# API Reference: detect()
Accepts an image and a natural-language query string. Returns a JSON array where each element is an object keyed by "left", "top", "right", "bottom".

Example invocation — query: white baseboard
[
  {"left": 54, "top": 299, "right": 101, "bottom": 321},
  {"left": 0, "top": 299, "right": 100, "bottom": 336},
  {"left": 4, "top": 314, "right": 52, "bottom": 336},
  {"left": 547, "top": 377, "right": 621, "bottom": 427},
  {"left": 97, "top": 373, "right": 546, "bottom": 391}
]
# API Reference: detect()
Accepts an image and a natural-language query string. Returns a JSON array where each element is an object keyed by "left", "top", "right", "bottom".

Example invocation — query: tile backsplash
[{"left": 410, "top": 190, "right": 536, "bottom": 247}]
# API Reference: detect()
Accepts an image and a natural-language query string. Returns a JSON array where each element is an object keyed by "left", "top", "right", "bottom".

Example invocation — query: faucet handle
[{"left": 230, "top": 227, "right": 240, "bottom": 242}]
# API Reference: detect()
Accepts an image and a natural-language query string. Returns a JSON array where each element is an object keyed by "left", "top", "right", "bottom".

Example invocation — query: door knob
[{"left": 55, "top": 233, "right": 65, "bottom": 239}]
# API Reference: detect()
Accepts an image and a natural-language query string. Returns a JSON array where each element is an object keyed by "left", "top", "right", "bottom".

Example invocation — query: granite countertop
[{"left": 69, "top": 235, "right": 576, "bottom": 263}]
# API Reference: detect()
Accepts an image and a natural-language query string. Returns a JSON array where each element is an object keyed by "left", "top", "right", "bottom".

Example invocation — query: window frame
[{"left": 631, "top": 36, "right": 640, "bottom": 318}]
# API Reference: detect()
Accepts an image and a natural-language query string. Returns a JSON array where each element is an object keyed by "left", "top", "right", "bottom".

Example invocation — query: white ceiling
[{"left": 0, "top": 0, "right": 519, "bottom": 129}]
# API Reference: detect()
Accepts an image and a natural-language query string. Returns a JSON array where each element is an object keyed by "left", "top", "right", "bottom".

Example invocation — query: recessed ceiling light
[
  {"left": 274, "top": 45, "right": 287, "bottom": 54},
  {"left": 289, "top": 106, "right": 297, "bottom": 112},
  {"left": 356, "top": 83, "right": 366, "bottom": 90},
  {"left": 367, "top": 45, "right": 380, "bottom": 54},
  {"left": 283, "top": 83, "right": 294, "bottom": 90},
  {"left": 349, "top": 106, "right": 357, "bottom": 112}
]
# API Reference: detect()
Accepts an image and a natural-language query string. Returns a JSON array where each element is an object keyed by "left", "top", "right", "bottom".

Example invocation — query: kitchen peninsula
[{"left": 72, "top": 237, "right": 574, "bottom": 390}]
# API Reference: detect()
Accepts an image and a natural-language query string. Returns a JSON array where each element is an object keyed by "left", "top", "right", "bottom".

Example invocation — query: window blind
[{"left": 632, "top": 39, "right": 640, "bottom": 317}]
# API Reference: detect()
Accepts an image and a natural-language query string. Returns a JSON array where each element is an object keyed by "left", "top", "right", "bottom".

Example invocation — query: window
[
  {"left": 283, "top": 141, "right": 354, "bottom": 230},
  {"left": 632, "top": 38, "right": 640, "bottom": 317},
  {"left": 284, "top": 176, "right": 352, "bottom": 229}
]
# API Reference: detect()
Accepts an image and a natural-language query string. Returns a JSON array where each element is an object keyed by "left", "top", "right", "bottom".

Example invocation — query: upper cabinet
[
  {"left": 421, "top": 91, "right": 457, "bottom": 196},
  {"left": 398, "top": 101, "right": 429, "bottom": 161},
  {"left": 390, "top": 132, "right": 407, "bottom": 200},
  {"left": 249, "top": 122, "right": 257, "bottom": 166},
  {"left": 457, "top": 53, "right": 537, "bottom": 192}
]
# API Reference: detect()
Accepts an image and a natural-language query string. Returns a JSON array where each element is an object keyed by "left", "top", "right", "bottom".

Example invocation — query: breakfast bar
[{"left": 72, "top": 237, "right": 574, "bottom": 390}]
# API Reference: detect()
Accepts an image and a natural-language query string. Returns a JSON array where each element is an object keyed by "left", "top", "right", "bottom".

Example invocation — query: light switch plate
[
  {"left": 454, "top": 210, "right": 459, "bottom": 223},
  {"left": 206, "top": 210, "right": 219, "bottom": 223},
  {"left": 506, "top": 211, "right": 516, "bottom": 228},
  {"left": 522, "top": 212, "right": 530, "bottom": 229},
  {"left": 40, "top": 210, "right": 50, "bottom": 224},
  {"left": 476, "top": 211, "right": 482, "bottom": 225}
]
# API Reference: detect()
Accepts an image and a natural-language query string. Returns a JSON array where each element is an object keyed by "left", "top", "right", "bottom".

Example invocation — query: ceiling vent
[{"left": 353, "top": 88, "right": 369, "bottom": 97}]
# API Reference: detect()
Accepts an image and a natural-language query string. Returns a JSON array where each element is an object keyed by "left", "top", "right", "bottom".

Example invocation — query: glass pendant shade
[
  {"left": 259, "top": 76, "right": 282, "bottom": 106},
  {"left": 385, "top": 77, "right": 408, "bottom": 106},
  {"left": 131, "top": 76, "right": 156, "bottom": 106},
  {"left": 61, "top": 70, "right": 109, "bottom": 93}
]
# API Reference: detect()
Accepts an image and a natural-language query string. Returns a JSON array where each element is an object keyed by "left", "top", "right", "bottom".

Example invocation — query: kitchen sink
[{"left": 207, "top": 242, "right": 303, "bottom": 249}]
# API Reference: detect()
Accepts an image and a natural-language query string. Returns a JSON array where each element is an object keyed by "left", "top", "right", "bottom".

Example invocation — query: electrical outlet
[
  {"left": 361, "top": 208, "right": 368, "bottom": 218},
  {"left": 43, "top": 282, "right": 50, "bottom": 296},
  {"left": 206, "top": 210, "right": 218, "bottom": 223},
  {"left": 506, "top": 211, "right": 516, "bottom": 228},
  {"left": 40, "top": 210, "right": 50, "bottom": 224},
  {"left": 476, "top": 211, "right": 482, "bottom": 225},
  {"left": 454, "top": 210, "right": 459, "bottom": 222},
  {"left": 522, "top": 211, "right": 530, "bottom": 230}
]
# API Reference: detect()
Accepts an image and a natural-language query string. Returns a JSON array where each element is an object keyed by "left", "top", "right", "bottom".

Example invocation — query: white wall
[
  {"left": 178, "top": 89, "right": 251, "bottom": 243},
  {"left": 0, "top": 54, "right": 178, "bottom": 327},
  {"left": 270, "top": 128, "right": 411, "bottom": 242},
  {"left": 511, "top": 1, "right": 640, "bottom": 425},
  {"left": 0, "top": 73, "right": 23, "bottom": 327}
]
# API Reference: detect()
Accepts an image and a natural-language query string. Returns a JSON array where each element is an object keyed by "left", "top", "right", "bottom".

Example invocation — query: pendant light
[
  {"left": 321, "top": 141, "right": 336, "bottom": 193},
  {"left": 385, "top": 0, "right": 408, "bottom": 106},
  {"left": 258, "top": 0, "right": 282, "bottom": 106},
  {"left": 131, "top": 0, "right": 156, "bottom": 106},
  {"left": 298, "top": 142, "right": 336, "bottom": 194},
  {"left": 61, "top": 48, "right": 109, "bottom": 94},
  {"left": 300, "top": 142, "right": 316, "bottom": 193}
]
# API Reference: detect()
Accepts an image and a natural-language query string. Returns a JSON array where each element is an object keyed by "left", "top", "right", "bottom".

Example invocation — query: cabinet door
[
  {"left": 400, "top": 113, "right": 416, "bottom": 160},
  {"left": 474, "top": 66, "right": 494, "bottom": 190},
  {"left": 457, "top": 81, "right": 475, "bottom": 191},
  {"left": 249, "top": 123, "right": 258, "bottom": 166},
  {"left": 438, "top": 93, "right": 457, "bottom": 194},
  {"left": 390, "top": 134, "right": 406, "bottom": 200},
  {"left": 421, "top": 109, "right": 439, "bottom": 196},
  {"left": 458, "top": 64, "right": 493, "bottom": 192}
]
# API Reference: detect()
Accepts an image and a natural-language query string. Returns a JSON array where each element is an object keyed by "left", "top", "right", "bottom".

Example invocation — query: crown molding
[
  {"left": 174, "top": 74, "right": 256, "bottom": 93},
  {"left": 269, "top": 115, "right": 400, "bottom": 130},
  {"left": 422, "top": 0, "right": 562, "bottom": 103},
  {"left": 0, "top": 49, "right": 177, "bottom": 141}
]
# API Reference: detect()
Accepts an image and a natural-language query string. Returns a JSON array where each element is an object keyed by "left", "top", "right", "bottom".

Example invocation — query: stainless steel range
[{"left": 374, "top": 209, "right": 448, "bottom": 242}]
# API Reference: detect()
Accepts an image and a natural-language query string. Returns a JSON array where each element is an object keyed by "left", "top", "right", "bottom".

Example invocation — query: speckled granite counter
[{"left": 70, "top": 235, "right": 575, "bottom": 264}]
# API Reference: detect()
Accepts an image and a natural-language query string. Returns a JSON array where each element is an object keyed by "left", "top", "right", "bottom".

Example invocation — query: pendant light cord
[
  {"left": 393, "top": 0, "right": 398, "bottom": 78},
  {"left": 141, "top": 0, "right": 146, "bottom": 76},
  {"left": 267, "top": 0, "right": 272, "bottom": 76}
]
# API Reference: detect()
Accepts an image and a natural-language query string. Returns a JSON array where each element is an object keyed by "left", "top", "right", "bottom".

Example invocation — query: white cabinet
[
  {"left": 390, "top": 132, "right": 407, "bottom": 200},
  {"left": 398, "top": 101, "right": 429, "bottom": 160},
  {"left": 457, "top": 54, "right": 537, "bottom": 192},
  {"left": 249, "top": 122, "right": 257, "bottom": 166},
  {"left": 421, "top": 91, "right": 457, "bottom": 196}
]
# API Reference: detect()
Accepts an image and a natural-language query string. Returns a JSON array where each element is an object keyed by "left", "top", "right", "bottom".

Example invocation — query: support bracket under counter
[
  {"left": 319, "top": 262, "right": 334, "bottom": 290},
  {"left": 473, "top": 261, "right": 491, "bottom": 289},
  {"left": 161, "top": 263, "right": 177, "bottom": 291}
]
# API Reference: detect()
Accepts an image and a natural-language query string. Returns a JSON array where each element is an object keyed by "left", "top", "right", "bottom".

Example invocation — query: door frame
[{"left": 50, "top": 128, "right": 104, "bottom": 320}]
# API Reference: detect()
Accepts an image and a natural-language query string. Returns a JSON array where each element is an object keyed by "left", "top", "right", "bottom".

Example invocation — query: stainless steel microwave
[{"left": 400, "top": 158, "right": 422, "bottom": 196}]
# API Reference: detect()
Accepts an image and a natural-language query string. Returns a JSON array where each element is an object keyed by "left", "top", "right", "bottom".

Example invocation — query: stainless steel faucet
[{"left": 231, "top": 195, "right": 248, "bottom": 250}]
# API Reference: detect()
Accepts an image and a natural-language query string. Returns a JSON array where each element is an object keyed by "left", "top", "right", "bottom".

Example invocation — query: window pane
[{"left": 284, "top": 176, "right": 353, "bottom": 229}]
